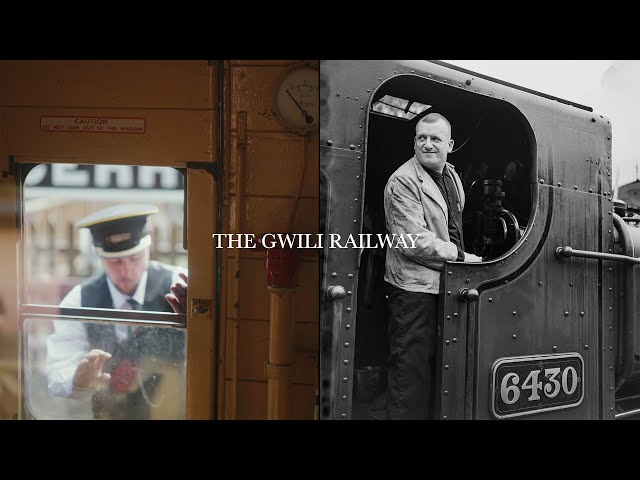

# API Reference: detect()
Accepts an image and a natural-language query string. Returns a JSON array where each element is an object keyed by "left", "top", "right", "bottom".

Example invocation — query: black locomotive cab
[
  {"left": 342, "top": 67, "right": 533, "bottom": 419},
  {"left": 321, "top": 60, "right": 622, "bottom": 420}
]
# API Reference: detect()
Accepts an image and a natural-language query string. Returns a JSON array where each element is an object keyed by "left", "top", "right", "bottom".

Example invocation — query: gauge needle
[{"left": 286, "top": 89, "right": 314, "bottom": 124}]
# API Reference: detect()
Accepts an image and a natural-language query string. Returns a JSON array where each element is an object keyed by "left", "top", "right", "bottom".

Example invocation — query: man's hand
[
  {"left": 463, "top": 252, "right": 483, "bottom": 263},
  {"left": 166, "top": 272, "right": 188, "bottom": 314},
  {"left": 72, "top": 349, "right": 112, "bottom": 392}
]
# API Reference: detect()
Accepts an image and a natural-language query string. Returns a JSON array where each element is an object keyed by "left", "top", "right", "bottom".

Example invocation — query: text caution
[{"left": 41, "top": 116, "right": 146, "bottom": 134}]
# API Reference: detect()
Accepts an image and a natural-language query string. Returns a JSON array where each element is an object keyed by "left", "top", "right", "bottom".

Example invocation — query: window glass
[
  {"left": 24, "top": 163, "right": 186, "bottom": 306},
  {"left": 22, "top": 163, "right": 187, "bottom": 420},
  {"left": 24, "top": 318, "right": 186, "bottom": 419},
  {"left": 372, "top": 95, "right": 431, "bottom": 120}
]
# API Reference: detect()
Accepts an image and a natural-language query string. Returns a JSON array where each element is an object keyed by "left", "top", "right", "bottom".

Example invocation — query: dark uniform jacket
[{"left": 69, "top": 261, "right": 183, "bottom": 419}]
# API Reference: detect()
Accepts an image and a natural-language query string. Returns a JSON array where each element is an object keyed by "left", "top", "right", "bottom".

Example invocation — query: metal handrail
[
  {"left": 615, "top": 408, "right": 640, "bottom": 420},
  {"left": 555, "top": 213, "right": 637, "bottom": 391},
  {"left": 555, "top": 245, "right": 640, "bottom": 265},
  {"left": 20, "top": 304, "right": 186, "bottom": 328}
]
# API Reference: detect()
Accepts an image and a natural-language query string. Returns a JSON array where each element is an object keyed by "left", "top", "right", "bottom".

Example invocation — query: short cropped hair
[{"left": 416, "top": 112, "right": 452, "bottom": 139}]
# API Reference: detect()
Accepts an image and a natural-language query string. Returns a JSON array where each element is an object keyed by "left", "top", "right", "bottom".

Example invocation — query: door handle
[
  {"left": 326, "top": 285, "right": 347, "bottom": 419},
  {"left": 459, "top": 288, "right": 478, "bottom": 419}
]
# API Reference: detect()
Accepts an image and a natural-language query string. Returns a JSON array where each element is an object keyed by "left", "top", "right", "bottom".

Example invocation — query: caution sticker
[{"left": 41, "top": 116, "right": 146, "bottom": 134}]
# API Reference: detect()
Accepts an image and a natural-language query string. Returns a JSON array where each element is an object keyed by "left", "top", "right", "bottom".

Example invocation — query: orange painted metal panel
[
  {"left": 2, "top": 60, "right": 213, "bottom": 109},
  {"left": 223, "top": 380, "right": 315, "bottom": 419},
  {"left": 223, "top": 318, "right": 317, "bottom": 384},
  {"left": 6, "top": 107, "right": 213, "bottom": 166}
]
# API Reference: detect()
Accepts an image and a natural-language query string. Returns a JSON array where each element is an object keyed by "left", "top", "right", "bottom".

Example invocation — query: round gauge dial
[{"left": 274, "top": 66, "right": 319, "bottom": 134}]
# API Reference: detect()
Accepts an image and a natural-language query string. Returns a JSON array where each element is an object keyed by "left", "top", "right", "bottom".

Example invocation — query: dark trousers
[{"left": 385, "top": 282, "right": 439, "bottom": 420}]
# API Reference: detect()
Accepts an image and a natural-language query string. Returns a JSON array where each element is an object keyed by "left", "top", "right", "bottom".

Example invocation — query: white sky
[{"left": 443, "top": 60, "right": 640, "bottom": 190}]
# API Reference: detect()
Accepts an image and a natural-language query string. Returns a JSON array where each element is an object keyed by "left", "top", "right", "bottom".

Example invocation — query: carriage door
[{"left": 3, "top": 60, "right": 218, "bottom": 420}]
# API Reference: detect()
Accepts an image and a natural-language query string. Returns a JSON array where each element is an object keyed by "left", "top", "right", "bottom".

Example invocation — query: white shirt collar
[{"left": 105, "top": 270, "right": 148, "bottom": 309}]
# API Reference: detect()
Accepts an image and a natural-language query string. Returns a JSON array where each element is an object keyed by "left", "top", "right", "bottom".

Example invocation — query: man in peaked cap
[{"left": 45, "top": 204, "right": 188, "bottom": 419}]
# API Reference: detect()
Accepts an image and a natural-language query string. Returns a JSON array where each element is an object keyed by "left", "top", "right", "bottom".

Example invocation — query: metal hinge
[
  {"left": 186, "top": 162, "right": 218, "bottom": 181},
  {"left": 2, "top": 155, "right": 15, "bottom": 178}
]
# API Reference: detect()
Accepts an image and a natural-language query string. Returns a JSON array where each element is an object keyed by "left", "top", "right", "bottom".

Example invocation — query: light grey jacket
[{"left": 383, "top": 156, "right": 465, "bottom": 294}]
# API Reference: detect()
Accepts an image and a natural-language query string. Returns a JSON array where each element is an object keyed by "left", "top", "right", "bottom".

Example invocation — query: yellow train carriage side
[{"left": 0, "top": 60, "right": 319, "bottom": 420}]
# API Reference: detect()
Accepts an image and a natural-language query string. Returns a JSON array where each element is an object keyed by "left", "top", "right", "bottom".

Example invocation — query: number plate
[{"left": 491, "top": 353, "right": 584, "bottom": 419}]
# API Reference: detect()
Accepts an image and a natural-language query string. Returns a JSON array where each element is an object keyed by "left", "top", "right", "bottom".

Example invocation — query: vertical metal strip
[
  {"left": 460, "top": 288, "right": 479, "bottom": 419},
  {"left": 464, "top": 300, "right": 476, "bottom": 419},
  {"left": 230, "top": 111, "right": 247, "bottom": 419},
  {"left": 613, "top": 213, "right": 635, "bottom": 391},
  {"left": 214, "top": 60, "right": 226, "bottom": 419}
]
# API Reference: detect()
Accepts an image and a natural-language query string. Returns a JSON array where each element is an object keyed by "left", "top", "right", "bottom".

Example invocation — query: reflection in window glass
[
  {"left": 22, "top": 163, "right": 188, "bottom": 419},
  {"left": 25, "top": 318, "right": 186, "bottom": 419},
  {"left": 24, "top": 164, "right": 186, "bottom": 306}
]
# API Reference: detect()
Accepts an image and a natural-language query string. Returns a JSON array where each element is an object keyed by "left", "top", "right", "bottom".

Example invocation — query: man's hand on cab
[{"left": 464, "top": 252, "right": 483, "bottom": 263}]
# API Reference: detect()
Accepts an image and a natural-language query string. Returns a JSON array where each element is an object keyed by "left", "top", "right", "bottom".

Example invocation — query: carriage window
[{"left": 21, "top": 163, "right": 187, "bottom": 420}]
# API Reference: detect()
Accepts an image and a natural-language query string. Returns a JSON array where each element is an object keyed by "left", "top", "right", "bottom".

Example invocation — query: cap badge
[{"left": 104, "top": 232, "right": 132, "bottom": 246}]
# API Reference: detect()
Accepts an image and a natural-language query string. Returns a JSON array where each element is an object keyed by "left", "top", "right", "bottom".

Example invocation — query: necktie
[
  {"left": 127, "top": 298, "right": 142, "bottom": 310},
  {"left": 126, "top": 298, "right": 142, "bottom": 337},
  {"left": 112, "top": 298, "right": 143, "bottom": 393}
]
